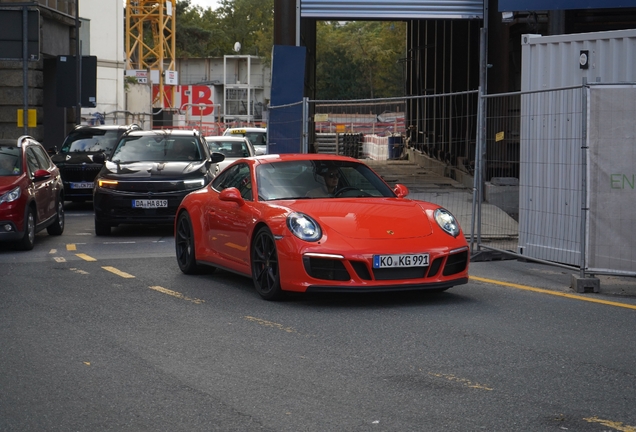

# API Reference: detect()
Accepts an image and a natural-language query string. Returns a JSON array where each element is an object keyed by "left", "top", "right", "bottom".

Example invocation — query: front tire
[
  {"left": 175, "top": 211, "right": 205, "bottom": 274},
  {"left": 47, "top": 199, "right": 65, "bottom": 235},
  {"left": 16, "top": 207, "right": 35, "bottom": 251},
  {"left": 95, "top": 218, "right": 111, "bottom": 236},
  {"left": 251, "top": 227, "right": 283, "bottom": 300}
]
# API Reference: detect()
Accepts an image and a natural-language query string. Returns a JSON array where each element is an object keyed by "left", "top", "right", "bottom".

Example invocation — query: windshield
[
  {"left": 255, "top": 160, "right": 395, "bottom": 201},
  {"left": 61, "top": 129, "right": 120, "bottom": 153},
  {"left": 111, "top": 135, "right": 203, "bottom": 163},
  {"left": 0, "top": 146, "right": 21, "bottom": 176},
  {"left": 206, "top": 139, "right": 250, "bottom": 158}
]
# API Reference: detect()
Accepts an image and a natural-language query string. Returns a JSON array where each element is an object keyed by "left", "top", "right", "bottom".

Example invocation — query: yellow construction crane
[{"left": 125, "top": 0, "right": 176, "bottom": 107}]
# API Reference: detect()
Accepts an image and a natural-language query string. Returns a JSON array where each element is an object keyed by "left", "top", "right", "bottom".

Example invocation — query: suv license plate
[
  {"left": 70, "top": 182, "right": 94, "bottom": 189},
  {"left": 133, "top": 199, "right": 168, "bottom": 209},
  {"left": 373, "top": 253, "right": 429, "bottom": 268}
]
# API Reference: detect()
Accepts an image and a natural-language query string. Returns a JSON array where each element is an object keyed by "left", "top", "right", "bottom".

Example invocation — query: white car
[
  {"left": 222, "top": 127, "right": 267, "bottom": 155},
  {"left": 205, "top": 136, "right": 255, "bottom": 176}
]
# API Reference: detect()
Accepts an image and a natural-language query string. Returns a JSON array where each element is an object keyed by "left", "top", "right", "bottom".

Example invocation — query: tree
[
  {"left": 175, "top": 0, "right": 273, "bottom": 60},
  {"left": 316, "top": 21, "right": 405, "bottom": 99}
]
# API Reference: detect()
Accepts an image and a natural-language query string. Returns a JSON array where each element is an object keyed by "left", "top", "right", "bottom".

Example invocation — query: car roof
[
  {"left": 124, "top": 129, "right": 202, "bottom": 137},
  {"left": 245, "top": 153, "right": 360, "bottom": 168},
  {"left": 205, "top": 136, "right": 249, "bottom": 141},
  {"left": 224, "top": 127, "right": 266, "bottom": 133},
  {"left": 74, "top": 124, "right": 139, "bottom": 131}
]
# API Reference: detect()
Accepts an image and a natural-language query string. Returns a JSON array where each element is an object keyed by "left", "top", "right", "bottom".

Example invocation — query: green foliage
[
  {"left": 316, "top": 21, "right": 406, "bottom": 99},
  {"left": 174, "top": 2, "right": 405, "bottom": 98},
  {"left": 175, "top": 0, "right": 273, "bottom": 60}
]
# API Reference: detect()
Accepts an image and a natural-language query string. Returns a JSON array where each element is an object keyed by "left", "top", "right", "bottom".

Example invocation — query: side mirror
[
  {"left": 33, "top": 169, "right": 52, "bottom": 181},
  {"left": 254, "top": 149, "right": 265, "bottom": 156},
  {"left": 93, "top": 153, "right": 106, "bottom": 164},
  {"left": 393, "top": 183, "right": 409, "bottom": 198},
  {"left": 219, "top": 187, "right": 245, "bottom": 206},
  {"left": 210, "top": 152, "right": 225, "bottom": 164}
]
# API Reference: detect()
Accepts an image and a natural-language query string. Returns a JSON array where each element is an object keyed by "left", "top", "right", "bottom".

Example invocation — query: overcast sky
[{"left": 190, "top": 0, "right": 221, "bottom": 10}]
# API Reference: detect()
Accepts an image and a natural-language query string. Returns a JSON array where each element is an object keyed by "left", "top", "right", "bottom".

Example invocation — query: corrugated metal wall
[
  {"left": 521, "top": 28, "right": 636, "bottom": 91},
  {"left": 300, "top": 0, "right": 483, "bottom": 20}
]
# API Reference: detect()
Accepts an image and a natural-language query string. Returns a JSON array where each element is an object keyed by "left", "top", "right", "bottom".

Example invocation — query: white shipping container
[{"left": 521, "top": 28, "right": 636, "bottom": 90}]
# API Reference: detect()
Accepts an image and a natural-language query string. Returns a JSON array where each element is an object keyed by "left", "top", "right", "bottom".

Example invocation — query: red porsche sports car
[{"left": 175, "top": 154, "right": 469, "bottom": 300}]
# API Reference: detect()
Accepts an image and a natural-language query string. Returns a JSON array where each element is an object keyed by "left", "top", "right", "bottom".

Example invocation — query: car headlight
[
  {"left": 287, "top": 212, "right": 322, "bottom": 242},
  {"left": 0, "top": 186, "right": 21, "bottom": 205},
  {"left": 434, "top": 208, "right": 460, "bottom": 237},
  {"left": 184, "top": 178, "right": 206, "bottom": 190},
  {"left": 97, "top": 179, "right": 118, "bottom": 189}
]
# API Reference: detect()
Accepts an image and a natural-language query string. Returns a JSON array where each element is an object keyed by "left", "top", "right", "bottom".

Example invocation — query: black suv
[
  {"left": 51, "top": 124, "right": 141, "bottom": 202},
  {"left": 92, "top": 129, "right": 224, "bottom": 236}
]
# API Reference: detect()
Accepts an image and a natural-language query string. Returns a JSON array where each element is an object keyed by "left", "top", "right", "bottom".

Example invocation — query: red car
[
  {"left": 0, "top": 136, "right": 65, "bottom": 250},
  {"left": 175, "top": 154, "right": 469, "bottom": 300}
]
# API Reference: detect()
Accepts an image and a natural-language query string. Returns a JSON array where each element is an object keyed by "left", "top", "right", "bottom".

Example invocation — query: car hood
[
  {"left": 291, "top": 198, "right": 435, "bottom": 239},
  {"left": 0, "top": 175, "right": 23, "bottom": 193},
  {"left": 101, "top": 160, "right": 207, "bottom": 179},
  {"left": 52, "top": 152, "right": 104, "bottom": 165}
]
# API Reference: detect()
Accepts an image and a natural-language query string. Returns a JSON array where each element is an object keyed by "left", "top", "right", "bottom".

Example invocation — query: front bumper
[
  {"left": 93, "top": 189, "right": 193, "bottom": 226},
  {"left": 0, "top": 220, "right": 24, "bottom": 241}
]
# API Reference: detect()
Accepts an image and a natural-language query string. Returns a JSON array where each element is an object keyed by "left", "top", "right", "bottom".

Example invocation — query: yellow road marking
[
  {"left": 584, "top": 416, "right": 636, "bottom": 431},
  {"left": 66, "top": 244, "right": 77, "bottom": 251},
  {"left": 244, "top": 316, "right": 296, "bottom": 333},
  {"left": 49, "top": 249, "right": 57, "bottom": 254},
  {"left": 76, "top": 253, "right": 97, "bottom": 262},
  {"left": 148, "top": 286, "right": 204, "bottom": 304},
  {"left": 470, "top": 276, "right": 636, "bottom": 311},
  {"left": 102, "top": 266, "right": 135, "bottom": 278},
  {"left": 53, "top": 257, "right": 66, "bottom": 263}
]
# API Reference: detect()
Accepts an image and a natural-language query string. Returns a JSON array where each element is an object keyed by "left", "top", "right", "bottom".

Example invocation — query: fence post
[
  {"left": 302, "top": 97, "right": 309, "bottom": 153},
  {"left": 579, "top": 81, "right": 589, "bottom": 279}
]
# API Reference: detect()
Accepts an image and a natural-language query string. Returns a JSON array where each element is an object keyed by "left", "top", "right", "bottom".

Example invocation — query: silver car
[{"left": 205, "top": 136, "right": 255, "bottom": 177}]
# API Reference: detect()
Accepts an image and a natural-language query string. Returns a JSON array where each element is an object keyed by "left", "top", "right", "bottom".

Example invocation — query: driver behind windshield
[{"left": 306, "top": 165, "right": 340, "bottom": 197}]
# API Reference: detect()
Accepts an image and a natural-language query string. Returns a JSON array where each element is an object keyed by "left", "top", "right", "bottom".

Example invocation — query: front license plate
[
  {"left": 132, "top": 199, "right": 168, "bottom": 209},
  {"left": 70, "top": 182, "right": 94, "bottom": 189},
  {"left": 373, "top": 253, "right": 429, "bottom": 268}
]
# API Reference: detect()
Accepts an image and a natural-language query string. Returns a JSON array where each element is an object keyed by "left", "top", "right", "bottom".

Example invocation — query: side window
[
  {"left": 25, "top": 148, "right": 40, "bottom": 177},
  {"left": 211, "top": 163, "right": 253, "bottom": 201},
  {"left": 32, "top": 145, "right": 52, "bottom": 170}
]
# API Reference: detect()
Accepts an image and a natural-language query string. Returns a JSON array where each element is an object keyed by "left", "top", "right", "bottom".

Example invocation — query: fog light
[{"left": 4, "top": 224, "right": 13, "bottom": 232}]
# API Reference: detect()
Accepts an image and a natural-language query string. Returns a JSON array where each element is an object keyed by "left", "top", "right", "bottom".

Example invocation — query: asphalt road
[{"left": 1, "top": 203, "right": 635, "bottom": 431}]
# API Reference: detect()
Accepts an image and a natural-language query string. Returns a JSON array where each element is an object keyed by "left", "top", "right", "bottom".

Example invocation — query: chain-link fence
[{"left": 295, "top": 84, "right": 636, "bottom": 281}]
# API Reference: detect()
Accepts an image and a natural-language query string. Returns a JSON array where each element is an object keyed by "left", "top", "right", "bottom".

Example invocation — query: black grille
[
  {"left": 372, "top": 266, "right": 427, "bottom": 281},
  {"left": 427, "top": 257, "right": 444, "bottom": 278},
  {"left": 115, "top": 181, "right": 186, "bottom": 193},
  {"left": 350, "top": 261, "right": 372, "bottom": 280},
  {"left": 303, "top": 257, "right": 350, "bottom": 281},
  {"left": 443, "top": 251, "right": 469, "bottom": 276},
  {"left": 60, "top": 165, "right": 102, "bottom": 182}
]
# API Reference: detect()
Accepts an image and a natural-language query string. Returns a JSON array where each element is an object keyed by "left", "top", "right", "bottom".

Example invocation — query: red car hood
[
  {"left": 292, "top": 198, "right": 434, "bottom": 240},
  {"left": 0, "top": 175, "right": 21, "bottom": 193}
]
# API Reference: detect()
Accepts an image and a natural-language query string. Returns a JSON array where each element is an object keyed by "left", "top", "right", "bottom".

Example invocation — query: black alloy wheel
[
  {"left": 47, "top": 199, "right": 65, "bottom": 235},
  {"left": 16, "top": 207, "right": 35, "bottom": 251},
  {"left": 175, "top": 212, "right": 207, "bottom": 274},
  {"left": 251, "top": 226, "right": 282, "bottom": 300}
]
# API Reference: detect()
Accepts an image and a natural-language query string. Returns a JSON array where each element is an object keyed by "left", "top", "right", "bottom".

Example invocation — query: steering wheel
[{"left": 334, "top": 186, "right": 370, "bottom": 197}]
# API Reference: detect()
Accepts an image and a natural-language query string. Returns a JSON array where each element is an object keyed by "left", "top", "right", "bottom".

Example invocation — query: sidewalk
[{"left": 364, "top": 158, "right": 636, "bottom": 299}]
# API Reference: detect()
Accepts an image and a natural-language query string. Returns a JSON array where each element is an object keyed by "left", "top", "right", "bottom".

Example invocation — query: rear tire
[
  {"left": 251, "top": 227, "right": 283, "bottom": 300},
  {"left": 16, "top": 207, "right": 35, "bottom": 251},
  {"left": 95, "top": 218, "right": 111, "bottom": 236},
  {"left": 47, "top": 199, "right": 65, "bottom": 236}
]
